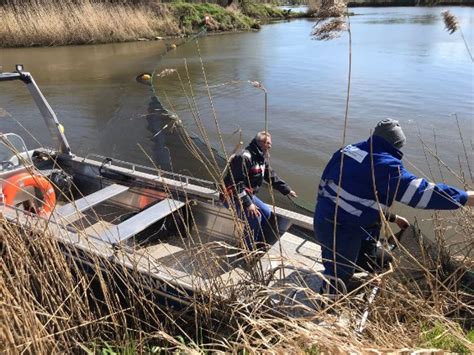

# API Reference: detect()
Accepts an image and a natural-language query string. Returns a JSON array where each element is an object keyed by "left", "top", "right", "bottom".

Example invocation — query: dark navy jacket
[
  {"left": 315, "top": 136, "right": 468, "bottom": 227},
  {"left": 223, "top": 138, "right": 291, "bottom": 208}
]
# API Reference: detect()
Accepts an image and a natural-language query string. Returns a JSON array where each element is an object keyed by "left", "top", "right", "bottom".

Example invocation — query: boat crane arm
[{"left": 0, "top": 65, "right": 72, "bottom": 155}]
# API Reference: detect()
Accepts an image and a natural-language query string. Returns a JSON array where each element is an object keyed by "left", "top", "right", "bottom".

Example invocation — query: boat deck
[{"left": 131, "top": 228, "right": 325, "bottom": 295}]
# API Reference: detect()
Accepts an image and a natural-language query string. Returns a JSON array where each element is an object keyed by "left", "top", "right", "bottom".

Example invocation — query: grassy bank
[
  {"left": 0, "top": 0, "right": 293, "bottom": 48},
  {"left": 170, "top": 2, "right": 258, "bottom": 34}
]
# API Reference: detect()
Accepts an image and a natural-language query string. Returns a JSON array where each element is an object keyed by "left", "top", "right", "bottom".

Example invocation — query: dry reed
[
  {"left": 0, "top": 0, "right": 179, "bottom": 47},
  {"left": 1, "top": 12, "right": 474, "bottom": 354},
  {"left": 2, "top": 196, "right": 472, "bottom": 353},
  {"left": 311, "top": 0, "right": 347, "bottom": 40}
]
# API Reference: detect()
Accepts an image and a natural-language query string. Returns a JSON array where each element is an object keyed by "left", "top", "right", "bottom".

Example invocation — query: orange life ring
[{"left": 4, "top": 172, "right": 56, "bottom": 216}]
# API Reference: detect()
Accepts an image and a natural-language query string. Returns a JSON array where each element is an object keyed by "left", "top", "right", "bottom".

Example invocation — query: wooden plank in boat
[
  {"left": 55, "top": 184, "right": 129, "bottom": 224},
  {"left": 216, "top": 267, "right": 249, "bottom": 286},
  {"left": 97, "top": 198, "right": 185, "bottom": 244}
]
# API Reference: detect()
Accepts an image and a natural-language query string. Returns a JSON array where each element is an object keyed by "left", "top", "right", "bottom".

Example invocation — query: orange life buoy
[{"left": 4, "top": 172, "right": 56, "bottom": 216}]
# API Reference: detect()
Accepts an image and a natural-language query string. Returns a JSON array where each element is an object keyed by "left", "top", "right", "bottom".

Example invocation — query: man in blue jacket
[
  {"left": 223, "top": 131, "right": 297, "bottom": 251},
  {"left": 314, "top": 118, "right": 474, "bottom": 292}
]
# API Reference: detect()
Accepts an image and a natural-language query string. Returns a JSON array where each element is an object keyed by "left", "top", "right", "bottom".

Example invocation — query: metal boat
[{"left": 0, "top": 65, "right": 325, "bottom": 310}]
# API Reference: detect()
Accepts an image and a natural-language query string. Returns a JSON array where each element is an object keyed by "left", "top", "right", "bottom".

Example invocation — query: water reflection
[{"left": 363, "top": 14, "right": 438, "bottom": 25}]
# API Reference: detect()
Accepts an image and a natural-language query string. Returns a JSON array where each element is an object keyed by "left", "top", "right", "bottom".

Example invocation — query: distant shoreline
[{"left": 1, "top": 1, "right": 472, "bottom": 48}]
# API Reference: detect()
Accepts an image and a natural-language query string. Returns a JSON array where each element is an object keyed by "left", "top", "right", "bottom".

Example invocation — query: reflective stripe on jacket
[{"left": 315, "top": 136, "right": 468, "bottom": 226}]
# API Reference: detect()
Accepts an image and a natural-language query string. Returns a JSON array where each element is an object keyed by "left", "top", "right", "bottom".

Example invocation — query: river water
[{"left": 1, "top": 7, "right": 473, "bottom": 227}]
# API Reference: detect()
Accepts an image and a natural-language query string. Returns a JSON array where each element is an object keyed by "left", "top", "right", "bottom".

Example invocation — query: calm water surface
[{"left": 1, "top": 7, "right": 472, "bottom": 230}]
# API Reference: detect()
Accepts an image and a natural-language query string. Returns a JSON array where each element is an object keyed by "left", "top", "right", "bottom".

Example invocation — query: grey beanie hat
[{"left": 373, "top": 118, "right": 406, "bottom": 149}]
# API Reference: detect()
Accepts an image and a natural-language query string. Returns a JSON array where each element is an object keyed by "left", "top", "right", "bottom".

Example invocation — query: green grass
[
  {"left": 468, "top": 329, "right": 474, "bottom": 342},
  {"left": 170, "top": 2, "right": 259, "bottom": 34},
  {"left": 240, "top": 0, "right": 286, "bottom": 19},
  {"left": 420, "top": 323, "right": 473, "bottom": 354},
  {"left": 305, "top": 344, "right": 320, "bottom": 354},
  {"left": 82, "top": 333, "right": 207, "bottom": 355}
]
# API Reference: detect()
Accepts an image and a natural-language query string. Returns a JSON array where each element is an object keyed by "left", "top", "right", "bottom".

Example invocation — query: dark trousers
[{"left": 314, "top": 218, "right": 392, "bottom": 290}]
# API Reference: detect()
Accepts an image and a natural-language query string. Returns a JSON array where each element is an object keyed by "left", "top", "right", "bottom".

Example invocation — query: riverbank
[
  {"left": 0, "top": 0, "right": 296, "bottom": 48},
  {"left": 2, "top": 1, "right": 473, "bottom": 48}
]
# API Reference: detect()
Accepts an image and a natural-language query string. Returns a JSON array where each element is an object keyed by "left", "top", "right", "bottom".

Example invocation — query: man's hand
[
  {"left": 288, "top": 190, "right": 298, "bottom": 198},
  {"left": 394, "top": 215, "right": 409, "bottom": 230},
  {"left": 247, "top": 203, "right": 261, "bottom": 218}
]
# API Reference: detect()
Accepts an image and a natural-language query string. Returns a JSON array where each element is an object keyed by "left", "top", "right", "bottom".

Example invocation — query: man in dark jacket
[
  {"left": 223, "top": 131, "right": 297, "bottom": 250},
  {"left": 314, "top": 118, "right": 474, "bottom": 292}
]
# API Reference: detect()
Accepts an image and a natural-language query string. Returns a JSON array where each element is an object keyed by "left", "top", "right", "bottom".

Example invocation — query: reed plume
[
  {"left": 312, "top": 17, "right": 347, "bottom": 41},
  {"left": 441, "top": 10, "right": 473, "bottom": 62},
  {"left": 311, "top": 0, "right": 347, "bottom": 41},
  {"left": 442, "top": 10, "right": 459, "bottom": 34}
]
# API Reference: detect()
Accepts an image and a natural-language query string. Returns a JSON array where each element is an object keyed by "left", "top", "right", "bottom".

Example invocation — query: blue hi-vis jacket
[{"left": 314, "top": 136, "right": 468, "bottom": 227}]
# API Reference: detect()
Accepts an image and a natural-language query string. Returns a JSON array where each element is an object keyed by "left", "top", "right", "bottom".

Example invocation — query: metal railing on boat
[{"left": 82, "top": 153, "right": 218, "bottom": 191}]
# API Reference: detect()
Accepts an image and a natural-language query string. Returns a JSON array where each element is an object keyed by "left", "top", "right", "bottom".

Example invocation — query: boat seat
[
  {"left": 55, "top": 183, "right": 129, "bottom": 224},
  {"left": 96, "top": 198, "right": 186, "bottom": 244},
  {"left": 272, "top": 206, "right": 313, "bottom": 230}
]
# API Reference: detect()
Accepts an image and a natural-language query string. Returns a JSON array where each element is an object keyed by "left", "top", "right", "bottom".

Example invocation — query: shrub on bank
[
  {"left": 170, "top": 2, "right": 258, "bottom": 33},
  {"left": 240, "top": 0, "right": 286, "bottom": 19}
]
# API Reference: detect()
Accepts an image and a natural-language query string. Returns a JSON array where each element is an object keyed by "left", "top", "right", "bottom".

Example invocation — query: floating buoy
[{"left": 136, "top": 73, "right": 152, "bottom": 86}]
